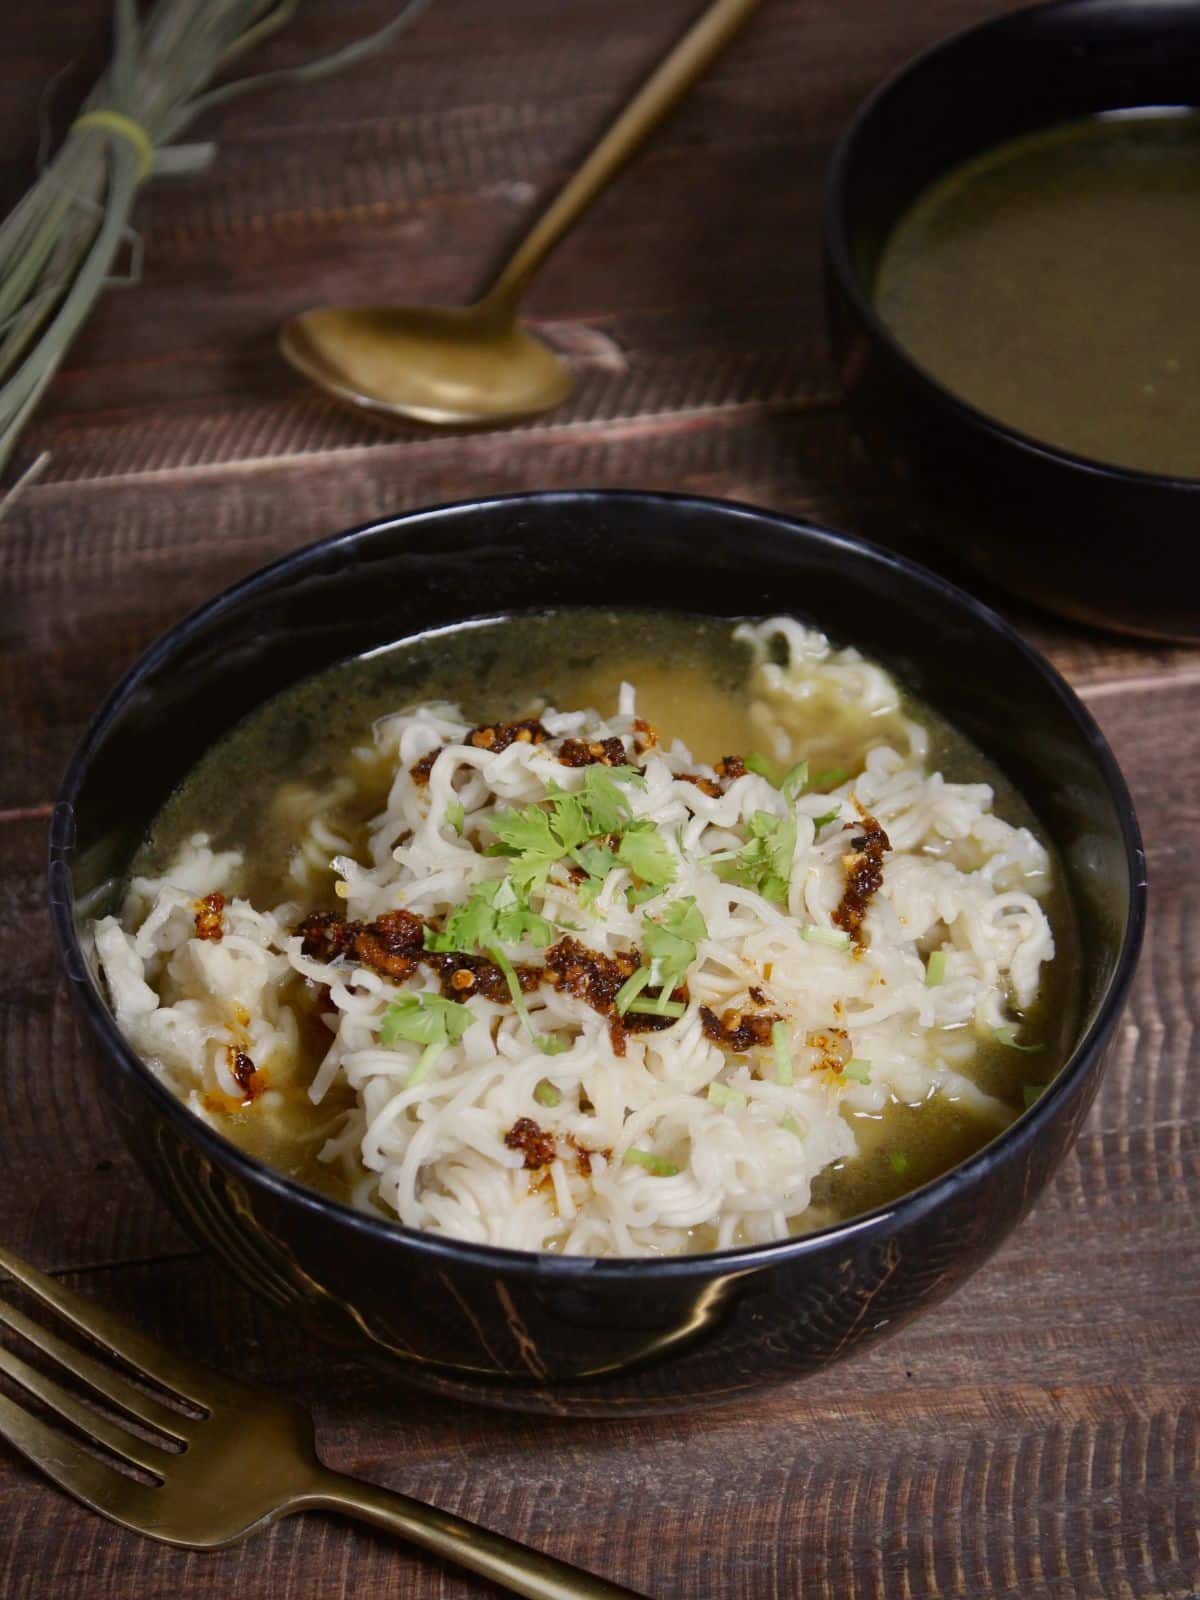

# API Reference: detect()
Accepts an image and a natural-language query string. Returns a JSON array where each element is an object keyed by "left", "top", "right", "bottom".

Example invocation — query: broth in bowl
[{"left": 92, "top": 610, "right": 1077, "bottom": 1257}]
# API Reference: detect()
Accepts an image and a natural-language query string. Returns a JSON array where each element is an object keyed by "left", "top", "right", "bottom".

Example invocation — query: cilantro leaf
[
  {"left": 380, "top": 993, "right": 474, "bottom": 1049},
  {"left": 615, "top": 820, "right": 676, "bottom": 891},
  {"left": 716, "top": 810, "right": 796, "bottom": 904},
  {"left": 745, "top": 752, "right": 782, "bottom": 785},
  {"left": 641, "top": 896, "right": 707, "bottom": 1010}
]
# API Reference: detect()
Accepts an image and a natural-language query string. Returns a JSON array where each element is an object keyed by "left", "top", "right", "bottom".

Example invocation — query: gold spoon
[{"left": 279, "top": 0, "right": 761, "bottom": 426}]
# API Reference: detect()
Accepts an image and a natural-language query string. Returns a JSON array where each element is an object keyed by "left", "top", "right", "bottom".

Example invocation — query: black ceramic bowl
[
  {"left": 824, "top": 0, "right": 1200, "bottom": 642},
  {"left": 50, "top": 492, "right": 1145, "bottom": 1416}
]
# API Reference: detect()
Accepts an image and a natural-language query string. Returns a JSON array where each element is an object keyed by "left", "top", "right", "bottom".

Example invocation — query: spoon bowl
[
  {"left": 279, "top": 0, "right": 760, "bottom": 426},
  {"left": 279, "top": 303, "right": 573, "bottom": 426}
]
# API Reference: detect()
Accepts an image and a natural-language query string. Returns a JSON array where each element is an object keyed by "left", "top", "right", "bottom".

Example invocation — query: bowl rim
[
  {"left": 823, "top": 0, "right": 1200, "bottom": 492},
  {"left": 49, "top": 488, "right": 1148, "bottom": 1282}
]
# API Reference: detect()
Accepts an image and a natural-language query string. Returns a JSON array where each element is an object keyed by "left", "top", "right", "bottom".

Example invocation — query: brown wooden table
[{"left": 1, "top": 3, "right": 1197, "bottom": 1596}]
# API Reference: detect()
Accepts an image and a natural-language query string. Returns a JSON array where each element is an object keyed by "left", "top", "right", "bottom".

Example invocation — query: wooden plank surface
[{"left": 1, "top": 2, "right": 1197, "bottom": 1596}]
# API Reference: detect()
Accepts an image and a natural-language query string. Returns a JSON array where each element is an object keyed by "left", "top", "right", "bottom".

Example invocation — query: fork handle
[{"left": 300, "top": 1467, "right": 651, "bottom": 1599}]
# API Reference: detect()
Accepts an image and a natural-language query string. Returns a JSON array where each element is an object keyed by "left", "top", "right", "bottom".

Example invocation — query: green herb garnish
[
  {"left": 926, "top": 950, "right": 948, "bottom": 988},
  {"left": 771, "top": 1019, "right": 793, "bottom": 1086},
  {"left": 614, "top": 965, "right": 652, "bottom": 1017},
  {"left": 626, "top": 997, "right": 686, "bottom": 1019},
  {"left": 379, "top": 993, "right": 474, "bottom": 1088},
  {"left": 622, "top": 1149, "right": 680, "bottom": 1177},
  {"left": 745, "top": 752, "right": 782, "bottom": 785},
  {"left": 842, "top": 1058, "right": 872, "bottom": 1084},
  {"left": 641, "top": 897, "right": 708, "bottom": 1011},
  {"left": 487, "top": 764, "right": 642, "bottom": 893},
  {"left": 534, "top": 1079, "right": 562, "bottom": 1108},
  {"left": 781, "top": 761, "right": 809, "bottom": 802},
  {"left": 715, "top": 810, "right": 796, "bottom": 904},
  {"left": 811, "top": 767, "right": 848, "bottom": 790},
  {"left": 802, "top": 925, "right": 851, "bottom": 950},
  {"left": 615, "top": 820, "right": 676, "bottom": 893},
  {"left": 810, "top": 807, "right": 841, "bottom": 832},
  {"left": 445, "top": 798, "right": 465, "bottom": 835},
  {"left": 425, "top": 876, "right": 552, "bottom": 956}
]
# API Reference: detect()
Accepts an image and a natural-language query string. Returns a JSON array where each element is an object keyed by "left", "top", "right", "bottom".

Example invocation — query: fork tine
[
  {"left": 0, "top": 1387, "right": 160, "bottom": 1526},
  {"left": 0, "top": 1339, "right": 170, "bottom": 1477},
  {"left": 0, "top": 1246, "right": 219, "bottom": 1410},
  {"left": 0, "top": 1296, "right": 190, "bottom": 1443}
]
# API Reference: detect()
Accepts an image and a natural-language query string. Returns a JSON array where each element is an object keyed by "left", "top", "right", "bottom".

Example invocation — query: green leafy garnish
[
  {"left": 425, "top": 876, "right": 552, "bottom": 956},
  {"left": 842, "top": 1058, "right": 872, "bottom": 1084},
  {"left": 715, "top": 811, "right": 796, "bottom": 904},
  {"left": 707, "top": 1081, "right": 747, "bottom": 1109},
  {"left": 622, "top": 1148, "right": 680, "bottom": 1177},
  {"left": 1022, "top": 1082, "right": 1047, "bottom": 1108},
  {"left": 994, "top": 1025, "right": 1045, "bottom": 1053},
  {"left": 771, "top": 1020, "right": 793, "bottom": 1086},
  {"left": 641, "top": 897, "right": 708, "bottom": 1011},
  {"left": 482, "top": 942, "right": 562, "bottom": 1055},
  {"left": 445, "top": 798, "right": 465, "bottom": 835},
  {"left": 534, "top": 1079, "right": 562, "bottom": 1108},
  {"left": 627, "top": 997, "right": 686, "bottom": 1019},
  {"left": 486, "top": 765, "right": 639, "bottom": 892},
  {"left": 615, "top": 820, "right": 676, "bottom": 892},
  {"left": 614, "top": 965, "right": 652, "bottom": 1017},
  {"left": 926, "top": 950, "right": 948, "bottom": 988},
  {"left": 802, "top": 925, "right": 852, "bottom": 950},
  {"left": 380, "top": 993, "right": 474, "bottom": 1049},
  {"left": 889, "top": 1150, "right": 910, "bottom": 1176},
  {"left": 379, "top": 993, "right": 474, "bottom": 1088},
  {"left": 810, "top": 807, "right": 841, "bottom": 832},
  {"left": 811, "top": 767, "right": 848, "bottom": 790},
  {"left": 745, "top": 752, "right": 782, "bottom": 785},
  {"left": 781, "top": 761, "right": 809, "bottom": 802}
]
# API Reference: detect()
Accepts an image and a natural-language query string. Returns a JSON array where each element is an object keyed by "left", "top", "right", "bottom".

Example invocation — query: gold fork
[{"left": 0, "top": 1246, "right": 648, "bottom": 1599}]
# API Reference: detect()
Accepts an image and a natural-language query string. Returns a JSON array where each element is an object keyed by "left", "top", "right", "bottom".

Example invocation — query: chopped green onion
[
  {"left": 706, "top": 1081, "right": 747, "bottom": 1109},
  {"left": 771, "top": 1020, "right": 793, "bottom": 1086},
  {"left": 622, "top": 1148, "right": 680, "bottom": 1177},
  {"left": 781, "top": 760, "right": 809, "bottom": 802},
  {"left": 745, "top": 752, "right": 782, "bottom": 785},
  {"left": 780, "top": 1116, "right": 804, "bottom": 1138},
  {"left": 994, "top": 1025, "right": 1045, "bottom": 1053},
  {"left": 889, "top": 1150, "right": 910, "bottom": 1176},
  {"left": 1023, "top": 1082, "right": 1047, "bottom": 1109},
  {"left": 926, "top": 950, "right": 948, "bottom": 988},
  {"left": 842, "top": 1058, "right": 872, "bottom": 1084},
  {"left": 534, "top": 1078, "right": 562, "bottom": 1108},
  {"left": 614, "top": 965, "right": 652, "bottom": 1017},
  {"left": 445, "top": 798, "right": 465, "bottom": 834},
  {"left": 627, "top": 997, "right": 686, "bottom": 1019},
  {"left": 802, "top": 926, "right": 852, "bottom": 950}
]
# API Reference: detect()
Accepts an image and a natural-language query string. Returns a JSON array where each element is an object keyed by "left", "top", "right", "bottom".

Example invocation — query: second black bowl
[
  {"left": 50, "top": 491, "right": 1145, "bottom": 1414},
  {"left": 825, "top": 0, "right": 1200, "bottom": 642}
]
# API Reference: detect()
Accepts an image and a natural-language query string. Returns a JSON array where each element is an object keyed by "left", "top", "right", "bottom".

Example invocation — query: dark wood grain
[{"left": 1, "top": 2, "right": 1197, "bottom": 1596}]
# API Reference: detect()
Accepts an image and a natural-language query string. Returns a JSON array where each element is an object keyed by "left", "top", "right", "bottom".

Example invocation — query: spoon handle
[{"left": 484, "top": 0, "right": 761, "bottom": 309}]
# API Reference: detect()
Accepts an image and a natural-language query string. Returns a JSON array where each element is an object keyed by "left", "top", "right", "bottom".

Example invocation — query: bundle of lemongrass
[{"left": 0, "top": 0, "right": 431, "bottom": 505}]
